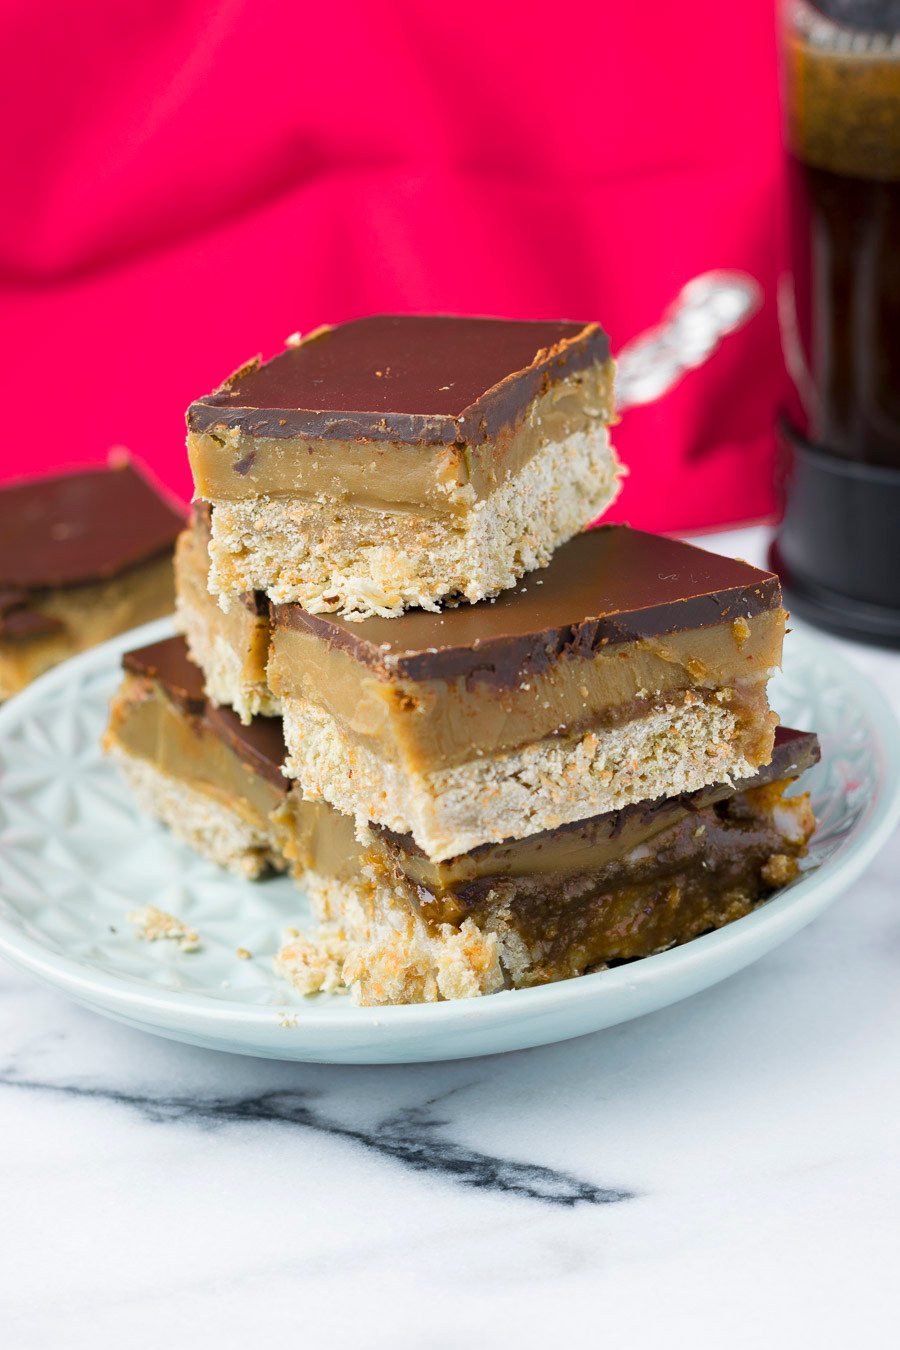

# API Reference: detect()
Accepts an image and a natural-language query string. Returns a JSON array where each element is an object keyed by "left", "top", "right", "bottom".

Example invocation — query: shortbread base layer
[
  {"left": 282, "top": 693, "right": 769, "bottom": 861},
  {"left": 276, "top": 782, "right": 816, "bottom": 1006},
  {"left": 276, "top": 874, "right": 504, "bottom": 1004},
  {"left": 177, "top": 607, "right": 280, "bottom": 723},
  {"left": 108, "top": 743, "right": 286, "bottom": 879},
  {"left": 207, "top": 425, "right": 621, "bottom": 618}
]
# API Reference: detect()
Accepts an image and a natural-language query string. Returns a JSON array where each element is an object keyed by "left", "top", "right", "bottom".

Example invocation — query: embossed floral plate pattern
[{"left": 0, "top": 618, "right": 898, "bottom": 1064}]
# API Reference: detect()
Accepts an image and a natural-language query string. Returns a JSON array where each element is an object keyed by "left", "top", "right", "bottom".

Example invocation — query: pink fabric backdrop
[{"left": 0, "top": 1, "right": 784, "bottom": 531}]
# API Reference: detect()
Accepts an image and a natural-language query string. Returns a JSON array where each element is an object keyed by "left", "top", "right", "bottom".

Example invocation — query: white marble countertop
[{"left": 2, "top": 526, "right": 899, "bottom": 1350}]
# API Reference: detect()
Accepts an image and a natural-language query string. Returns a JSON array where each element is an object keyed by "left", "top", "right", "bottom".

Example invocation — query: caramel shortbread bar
[
  {"left": 104, "top": 635, "right": 357, "bottom": 884},
  {"left": 187, "top": 315, "right": 620, "bottom": 618},
  {"left": 268, "top": 526, "right": 786, "bottom": 861},
  {"left": 278, "top": 728, "right": 819, "bottom": 1005},
  {"left": 174, "top": 502, "right": 277, "bottom": 723},
  {"left": 0, "top": 459, "right": 184, "bottom": 699}
]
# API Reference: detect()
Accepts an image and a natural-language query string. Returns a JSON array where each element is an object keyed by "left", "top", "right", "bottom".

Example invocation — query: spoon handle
[{"left": 615, "top": 271, "right": 762, "bottom": 411}]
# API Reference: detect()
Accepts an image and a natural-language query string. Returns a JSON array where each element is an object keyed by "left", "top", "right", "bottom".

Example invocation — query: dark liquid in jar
[{"left": 783, "top": 5, "right": 900, "bottom": 466}]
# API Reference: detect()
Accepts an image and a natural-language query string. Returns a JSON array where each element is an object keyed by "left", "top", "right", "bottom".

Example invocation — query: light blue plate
[{"left": 0, "top": 618, "right": 897, "bottom": 1063}]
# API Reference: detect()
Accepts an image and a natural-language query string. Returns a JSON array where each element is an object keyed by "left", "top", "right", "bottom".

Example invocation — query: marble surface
[{"left": 2, "top": 526, "right": 899, "bottom": 1350}]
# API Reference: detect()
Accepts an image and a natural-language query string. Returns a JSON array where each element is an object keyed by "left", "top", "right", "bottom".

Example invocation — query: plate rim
[{"left": 1, "top": 615, "right": 898, "bottom": 1041}]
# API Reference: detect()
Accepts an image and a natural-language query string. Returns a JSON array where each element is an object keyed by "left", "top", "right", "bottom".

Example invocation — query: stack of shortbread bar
[{"left": 105, "top": 315, "right": 818, "bottom": 1005}]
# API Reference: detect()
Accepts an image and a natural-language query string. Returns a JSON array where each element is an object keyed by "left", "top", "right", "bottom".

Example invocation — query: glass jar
[
  {"left": 781, "top": 0, "right": 900, "bottom": 466},
  {"left": 773, "top": 1, "right": 900, "bottom": 645}
]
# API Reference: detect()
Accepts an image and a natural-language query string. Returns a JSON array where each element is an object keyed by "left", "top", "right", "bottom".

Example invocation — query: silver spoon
[{"left": 614, "top": 270, "right": 762, "bottom": 411}]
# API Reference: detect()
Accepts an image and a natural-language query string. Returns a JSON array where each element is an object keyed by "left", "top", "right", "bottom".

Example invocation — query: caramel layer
[
  {"left": 0, "top": 553, "right": 175, "bottom": 700},
  {"left": 369, "top": 776, "right": 817, "bottom": 985},
  {"left": 272, "top": 525, "right": 783, "bottom": 685},
  {"left": 268, "top": 609, "right": 783, "bottom": 775},
  {"left": 373, "top": 727, "right": 819, "bottom": 895},
  {"left": 481, "top": 785, "right": 813, "bottom": 980},
  {"left": 188, "top": 362, "right": 614, "bottom": 512},
  {"left": 109, "top": 635, "right": 361, "bottom": 882},
  {"left": 270, "top": 792, "right": 361, "bottom": 885},
  {"left": 107, "top": 673, "right": 285, "bottom": 830}
]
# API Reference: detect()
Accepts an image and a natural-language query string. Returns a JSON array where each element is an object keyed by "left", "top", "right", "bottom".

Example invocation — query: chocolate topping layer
[
  {"left": 123, "top": 635, "right": 287, "bottom": 790},
  {"left": 272, "top": 526, "right": 782, "bottom": 686},
  {"left": 187, "top": 315, "right": 610, "bottom": 445},
  {"left": 1, "top": 462, "right": 185, "bottom": 591},
  {"left": 203, "top": 706, "right": 287, "bottom": 790},
  {"left": 123, "top": 636, "right": 206, "bottom": 711},
  {"left": 0, "top": 590, "right": 64, "bottom": 641}
]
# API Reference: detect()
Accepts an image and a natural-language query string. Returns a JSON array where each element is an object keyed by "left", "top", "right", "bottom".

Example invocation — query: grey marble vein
[{"left": 0, "top": 1067, "right": 635, "bottom": 1207}]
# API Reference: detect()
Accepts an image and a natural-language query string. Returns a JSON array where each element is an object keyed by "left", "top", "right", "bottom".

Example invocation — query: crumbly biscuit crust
[
  {"left": 282, "top": 693, "right": 768, "bottom": 860},
  {"left": 207, "top": 426, "right": 620, "bottom": 618}
]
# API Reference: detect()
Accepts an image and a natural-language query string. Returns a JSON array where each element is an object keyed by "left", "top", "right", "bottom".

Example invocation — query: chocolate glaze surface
[
  {"left": 187, "top": 315, "right": 610, "bottom": 445},
  {"left": 122, "top": 635, "right": 287, "bottom": 789},
  {"left": 1, "top": 463, "right": 185, "bottom": 591},
  {"left": 203, "top": 705, "right": 287, "bottom": 791},
  {"left": 123, "top": 636, "right": 206, "bottom": 712},
  {"left": 273, "top": 526, "right": 782, "bottom": 686},
  {"left": 0, "top": 590, "right": 64, "bottom": 641}
]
